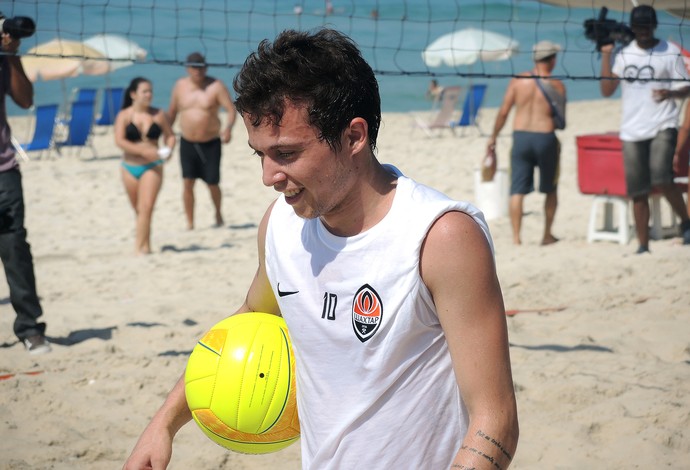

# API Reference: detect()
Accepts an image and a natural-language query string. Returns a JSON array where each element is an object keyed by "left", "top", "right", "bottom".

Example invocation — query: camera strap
[{"left": 535, "top": 78, "right": 566, "bottom": 130}]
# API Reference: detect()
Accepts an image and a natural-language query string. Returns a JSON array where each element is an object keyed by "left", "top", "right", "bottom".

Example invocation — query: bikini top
[{"left": 125, "top": 122, "right": 162, "bottom": 142}]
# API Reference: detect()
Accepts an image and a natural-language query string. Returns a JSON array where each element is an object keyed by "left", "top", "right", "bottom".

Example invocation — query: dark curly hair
[{"left": 233, "top": 28, "right": 381, "bottom": 153}]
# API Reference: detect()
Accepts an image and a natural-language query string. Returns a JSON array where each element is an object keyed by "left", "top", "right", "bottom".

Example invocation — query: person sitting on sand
[{"left": 425, "top": 79, "right": 444, "bottom": 108}]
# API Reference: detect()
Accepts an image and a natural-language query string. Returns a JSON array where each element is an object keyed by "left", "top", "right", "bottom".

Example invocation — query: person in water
[{"left": 114, "top": 77, "right": 176, "bottom": 255}]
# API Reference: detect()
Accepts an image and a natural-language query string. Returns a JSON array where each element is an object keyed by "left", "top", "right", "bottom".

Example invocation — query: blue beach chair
[
  {"left": 54, "top": 100, "right": 96, "bottom": 157},
  {"left": 20, "top": 104, "right": 59, "bottom": 158},
  {"left": 95, "top": 87, "right": 124, "bottom": 127},
  {"left": 451, "top": 84, "right": 487, "bottom": 135},
  {"left": 73, "top": 88, "right": 98, "bottom": 103}
]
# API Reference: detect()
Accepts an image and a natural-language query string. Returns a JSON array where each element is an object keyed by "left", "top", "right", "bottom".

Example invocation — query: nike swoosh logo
[{"left": 277, "top": 283, "right": 299, "bottom": 297}]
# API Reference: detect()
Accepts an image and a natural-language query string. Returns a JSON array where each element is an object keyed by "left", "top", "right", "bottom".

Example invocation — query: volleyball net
[
  {"left": 6, "top": 0, "right": 690, "bottom": 83},
  {"left": 9, "top": 0, "right": 690, "bottom": 79}
]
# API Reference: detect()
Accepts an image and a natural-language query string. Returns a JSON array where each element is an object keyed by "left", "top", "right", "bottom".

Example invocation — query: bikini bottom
[{"left": 121, "top": 159, "right": 164, "bottom": 180}]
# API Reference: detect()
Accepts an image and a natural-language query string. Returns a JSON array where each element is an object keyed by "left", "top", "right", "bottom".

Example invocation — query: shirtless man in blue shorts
[
  {"left": 168, "top": 52, "right": 237, "bottom": 229},
  {"left": 487, "top": 40, "right": 566, "bottom": 245}
]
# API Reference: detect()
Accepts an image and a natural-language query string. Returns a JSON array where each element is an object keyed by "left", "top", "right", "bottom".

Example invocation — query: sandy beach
[{"left": 1, "top": 99, "right": 689, "bottom": 469}]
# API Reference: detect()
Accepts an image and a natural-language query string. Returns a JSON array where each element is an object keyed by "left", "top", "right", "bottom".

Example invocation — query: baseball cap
[
  {"left": 630, "top": 5, "right": 657, "bottom": 27},
  {"left": 185, "top": 52, "right": 207, "bottom": 68},
  {"left": 532, "top": 40, "right": 561, "bottom": 61}
]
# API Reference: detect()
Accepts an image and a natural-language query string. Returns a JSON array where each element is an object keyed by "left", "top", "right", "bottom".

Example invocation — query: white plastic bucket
[{"left": 473, "top": 168, "right": 509, "bottom": 220}]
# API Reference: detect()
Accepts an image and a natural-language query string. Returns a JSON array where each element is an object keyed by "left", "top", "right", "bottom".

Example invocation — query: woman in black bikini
[{"left": 114, "top": 77, "right": 176, "bottom": 255}]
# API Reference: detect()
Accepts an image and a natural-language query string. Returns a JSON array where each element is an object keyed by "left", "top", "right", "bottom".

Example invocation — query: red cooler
[{"left": 576, "top": 133, "right": 627, "bottom": 196}]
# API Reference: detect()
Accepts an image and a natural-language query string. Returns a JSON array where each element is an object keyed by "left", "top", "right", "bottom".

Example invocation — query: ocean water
[{"left": 4, "top": 0, "right": 688, "bottom": 117}]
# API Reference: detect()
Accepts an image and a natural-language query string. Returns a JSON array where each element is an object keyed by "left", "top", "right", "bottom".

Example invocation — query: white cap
[{"left": 532, "top": 40, "right": 561, "bottom": 61}]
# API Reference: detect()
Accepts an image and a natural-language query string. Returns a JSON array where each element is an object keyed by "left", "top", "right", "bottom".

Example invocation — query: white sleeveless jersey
[{"left": 265, "top": 171, "right": 492, "bottom": 469}]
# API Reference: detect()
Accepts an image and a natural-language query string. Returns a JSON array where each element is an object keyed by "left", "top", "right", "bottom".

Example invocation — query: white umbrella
[
  {"left": 422, "top": 28, "right": 519, "bottom": 68},
  {"left": 82, "top": 34, "right": 147, "bottom": 72}
]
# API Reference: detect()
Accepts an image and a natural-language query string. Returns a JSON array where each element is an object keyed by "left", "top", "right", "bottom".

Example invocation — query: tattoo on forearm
[
  {"left": 451, "top": 430, "right": 513, "bottom": 469},
  {"left": 476, "top": 429, "right": 513, "bottom": 461},
  {"left": 458, "top": 445, "right": 504, "bottom": 470}
]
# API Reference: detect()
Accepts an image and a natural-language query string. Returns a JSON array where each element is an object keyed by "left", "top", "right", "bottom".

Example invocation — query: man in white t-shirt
[{"left": 600, "top": 5, "right": 690, "bottom": 252}]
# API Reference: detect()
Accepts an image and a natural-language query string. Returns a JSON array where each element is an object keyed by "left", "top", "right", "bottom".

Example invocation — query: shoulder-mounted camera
[
  {"left": 583, "top": 7, "right": 634, "bottom": 51},
  {"left": 0, "top": 12, "right": 36, "bottom": 39}
]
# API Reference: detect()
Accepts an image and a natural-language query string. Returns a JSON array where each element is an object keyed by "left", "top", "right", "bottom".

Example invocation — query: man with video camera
[
  {"left": 0, "top": 14, "right": 50, "bottom": 353},
  {"left": 599, "top": 5, "right": 690, "bottom": 252}
]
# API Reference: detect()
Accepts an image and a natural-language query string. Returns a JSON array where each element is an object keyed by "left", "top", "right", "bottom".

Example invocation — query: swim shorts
[
  {"left": 621, "top": 128, "right": 677, "bottom": 198},
  {"left": 180, "top": 136, "right": 222, "bottom": 185},
  {"left": 510, "top": 130, "right": 560, "bottom": 195}
]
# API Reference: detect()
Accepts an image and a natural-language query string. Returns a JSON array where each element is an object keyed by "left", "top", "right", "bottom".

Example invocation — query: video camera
[
  {"left": 583, "top": 7, "right": 634, "bottom": 51},
  {"left": 0, "top": 12, "right": 36, "bottom": 39}
]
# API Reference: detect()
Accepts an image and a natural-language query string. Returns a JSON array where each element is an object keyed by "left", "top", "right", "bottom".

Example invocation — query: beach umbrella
[
  {"left": 21, "top": 38, "right": 108, "bottom": 81},
  {"left": 422, "top": 28, "right": 519, "bottom": 68},
  {"left": 82, "top": 34, "right": 147, "bottom": 72},
  {"left": 21, "top": 39, "right": 109, "bottom": 115}
]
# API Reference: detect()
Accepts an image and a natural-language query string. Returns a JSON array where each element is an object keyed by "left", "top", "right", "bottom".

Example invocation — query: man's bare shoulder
[
  {"left": 421, "top": 211, "right": 492, "bottom": 291},
  {"left": 539, "top": 76, "right": 566, "bottom": 96},
  {"left": 206, "top": 76, "right": 229, "bottom": 91},
  {"left": 426, "top": 211, "right": 488, "bottom": 255},
  {"left": 171, "top": 76, "right": 191, "bottom": 93},
  {"left": 508, "top": 72, "right": 534, "bottom": 89},
  {"left": 508, "top": 73, "right": 536, "bottom": 92},
  {"left": 550, "top": 78, "right": 566, "bottom": 94}
]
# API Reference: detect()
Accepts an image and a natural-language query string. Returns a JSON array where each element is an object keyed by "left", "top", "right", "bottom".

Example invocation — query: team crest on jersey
[{"left": 352, "top": 284, "right": 383, "bottom": 343}]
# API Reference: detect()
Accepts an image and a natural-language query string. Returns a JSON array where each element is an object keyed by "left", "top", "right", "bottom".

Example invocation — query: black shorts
[
  {"left": 180, "top": 137, "right": 222, "bottom": 185},
  {"left": 510, "top": 131, "right": 560, "bottom": 195}
]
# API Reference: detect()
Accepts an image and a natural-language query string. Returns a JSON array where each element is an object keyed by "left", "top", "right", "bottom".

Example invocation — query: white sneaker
[{"left": 23, "top": 335, "right": 52, "bottom": 355}]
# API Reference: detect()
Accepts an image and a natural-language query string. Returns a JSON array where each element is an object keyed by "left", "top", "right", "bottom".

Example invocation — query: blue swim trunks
[{"left": 510, "top": 130, "right": 560, "bottom": 195}]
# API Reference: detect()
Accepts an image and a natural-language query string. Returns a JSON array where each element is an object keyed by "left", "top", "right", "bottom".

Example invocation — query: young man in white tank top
[{"left": 124, "top": 29, "right": 519, "bottom": 470}]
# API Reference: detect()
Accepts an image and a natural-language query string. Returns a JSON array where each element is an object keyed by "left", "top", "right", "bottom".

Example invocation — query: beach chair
[
  {"left": 19, "top": 104, "right": 59, "bottom": 159},
  {"left": 54, "top": 100, "right": 97, "bottom": 157},
  {"left": 450, "top": 83, "right": 487, "bottom": 136},
  {"left": 411, "top": 86, "right": 462, "bottom": 137},
  {"left": 94, "top": 87, "right": 124, "bottom": 128},
  {"left": 58, "top": 89, "right": 98, "bottom": 136},
  {"left": 72, "top": 87, "right": 98, "bottom": 103}
]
